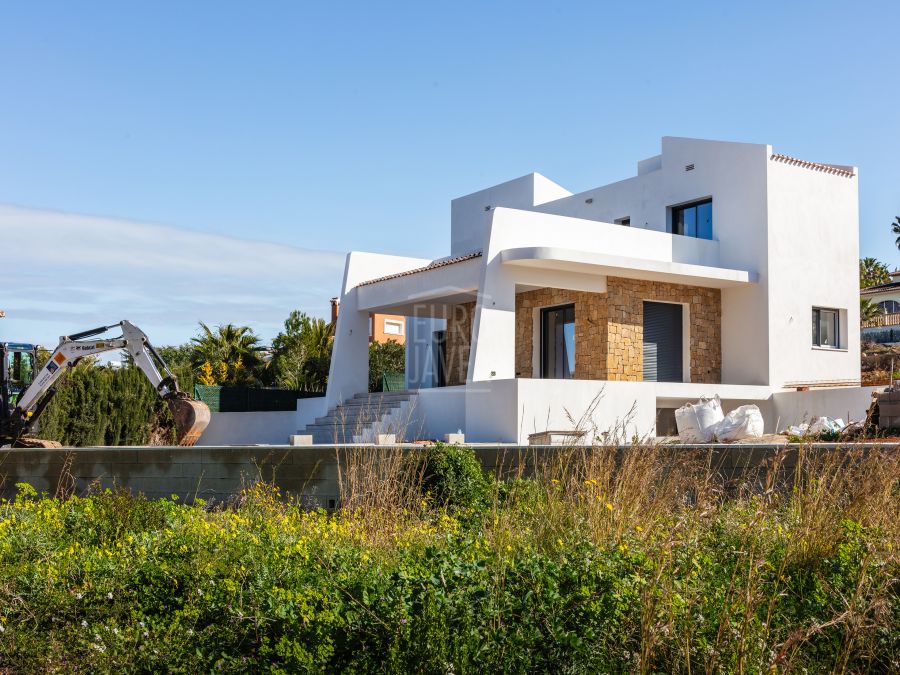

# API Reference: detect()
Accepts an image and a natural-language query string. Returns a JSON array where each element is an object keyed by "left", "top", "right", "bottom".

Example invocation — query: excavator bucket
[{"left": 167, "top": 397, "right": 211, "bottom": 446}]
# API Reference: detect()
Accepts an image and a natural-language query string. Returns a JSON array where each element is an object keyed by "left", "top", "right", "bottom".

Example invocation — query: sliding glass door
[{"left": 541, "top": 304, "right": 575, "bottom": 379}]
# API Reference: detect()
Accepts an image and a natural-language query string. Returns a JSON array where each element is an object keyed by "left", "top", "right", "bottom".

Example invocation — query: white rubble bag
[
  {"left": 674, "top": 396, "right": 724, "bottom": 442},
  {"left": 808, "top": 417, "right": 844, "bottom": 435},
  {"left": 714, "top": 404, "right": 765, "bottom": 442}
]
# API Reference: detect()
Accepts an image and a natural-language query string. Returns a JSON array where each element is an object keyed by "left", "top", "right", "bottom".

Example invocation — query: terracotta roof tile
[
  {"left": 861, "top": 280, "right": 900, "bottom": 295},
  {"left": 770, "top": 153, "right": 855, "bottom": 177},
  {"left": 357, "top": 251, "right": 483, "bottom": 287}
]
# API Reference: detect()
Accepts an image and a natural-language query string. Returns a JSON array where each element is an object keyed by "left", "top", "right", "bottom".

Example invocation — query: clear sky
[{"left": 2, "top": 1, "right": 899, "bottom": 347}]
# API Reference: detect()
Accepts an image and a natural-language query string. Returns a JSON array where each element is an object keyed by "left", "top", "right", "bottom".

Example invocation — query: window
[
  {"left": 878, "top": 300, "right": 900, "bottom": 314},
  {"left": 671, "top": 199, "right": 712, "bottom": 239},
  {"left": 614, "top": 217, "right": 631, "bottom": 226},
  {"left": 541, "top": 304, "right": 575, "bottom": 379},
  {"left": 812, "top": 308, "right": 840, "bottom": 348},
  {"left": 383, "top": 319, "right": 404, "bottom": 336}
]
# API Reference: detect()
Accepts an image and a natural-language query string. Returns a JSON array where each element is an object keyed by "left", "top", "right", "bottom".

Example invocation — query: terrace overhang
[
  {"left": 499, "top": 246, "right": 756, "bottom": 289},
  {"left": 356, "top": 254, "right": 482, "bottom": 316}
]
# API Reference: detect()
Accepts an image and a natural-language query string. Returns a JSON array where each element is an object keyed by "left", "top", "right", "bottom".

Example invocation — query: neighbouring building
[
  {"left": 861, "top": 272, "right": 900, "bottom": 344},
  {"left": 295, "top": 137, "right": 877, "bottom": 444}
]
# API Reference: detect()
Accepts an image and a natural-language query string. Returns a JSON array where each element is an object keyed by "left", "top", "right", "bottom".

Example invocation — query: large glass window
[
  {"left": 812, "top": 308, "right": 840, "bottom": 348},
  {"left": 671, "top": 199, "right": 712, "bottom": 239},
  {"left": 541, "top": 304, "right": 575, "bottom": 379}
]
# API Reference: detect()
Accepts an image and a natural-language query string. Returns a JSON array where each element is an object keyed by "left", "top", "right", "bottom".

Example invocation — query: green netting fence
[
  {"left": 193, "top": 385, "right": 323, "bottom": 413},
  {"left": 381, "top": 372, "right": 406, "bottom": 392}
]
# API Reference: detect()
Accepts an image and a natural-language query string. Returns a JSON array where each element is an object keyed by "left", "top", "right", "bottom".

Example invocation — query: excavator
[{"left": 1, "top": 321, "right": 210, "bottom": 448}]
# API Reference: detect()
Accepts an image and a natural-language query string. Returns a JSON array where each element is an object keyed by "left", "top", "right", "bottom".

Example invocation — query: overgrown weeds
[{"left": 0, "top": 444, "right": 897, "bottom": 673}]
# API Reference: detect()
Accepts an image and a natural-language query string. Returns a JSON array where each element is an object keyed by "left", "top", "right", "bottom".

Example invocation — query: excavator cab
[{"left": 1, "top": 343, "right": 38, "bottom": 426}]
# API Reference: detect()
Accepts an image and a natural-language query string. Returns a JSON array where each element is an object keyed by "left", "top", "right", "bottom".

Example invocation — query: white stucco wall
[
  {"left": 197, "top": 411, "right": 300, "bottom": 446},
  {"left": 770, "top": 386, "right": 879, "bottom": 429},
  {"left": 766, "top": 161, "right": 860, "bottom": 386},
  {"left": 326, "top": 251, "right": 431, "bottom": 408},
  {"left": 408, "top": 386, "right": 466, "bottom": 440},
  {"left": 450, "top": 173, "right": 572, "bottom": 256}
]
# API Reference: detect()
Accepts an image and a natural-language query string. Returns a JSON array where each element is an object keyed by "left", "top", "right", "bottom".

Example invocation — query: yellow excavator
[{"left": 1, "top": 321, "right": 210, "bottom": 448}]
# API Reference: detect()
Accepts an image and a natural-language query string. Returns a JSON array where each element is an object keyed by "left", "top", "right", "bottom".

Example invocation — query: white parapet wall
[
  {"left": 770, "top": 387, "right": 882, "bottom": 429},
  {"left": 197, "top": 411, "right": 302, "bottom": 446}
]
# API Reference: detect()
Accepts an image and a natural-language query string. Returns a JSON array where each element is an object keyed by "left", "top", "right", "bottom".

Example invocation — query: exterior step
[{"left": 300, "top": 391, "right": 418, "bottom": 444}]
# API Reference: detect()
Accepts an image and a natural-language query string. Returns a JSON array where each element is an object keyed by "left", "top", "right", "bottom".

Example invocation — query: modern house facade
[{"left": 305, "top": 137, "right": 872, "bottom": 443}]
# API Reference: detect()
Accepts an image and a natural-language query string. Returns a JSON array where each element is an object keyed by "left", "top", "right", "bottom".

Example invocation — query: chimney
[{"left": 330, "top": 297, "right": 340, "bottom": 323}]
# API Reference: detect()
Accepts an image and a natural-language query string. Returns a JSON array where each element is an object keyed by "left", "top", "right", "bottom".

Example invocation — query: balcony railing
[{"left": 862, "top": 312, "right": 900, "bottom": 328}]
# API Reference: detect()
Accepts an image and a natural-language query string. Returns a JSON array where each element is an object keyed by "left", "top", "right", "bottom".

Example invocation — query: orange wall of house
[{"left": 370, "top": 313, "right": 406, "bottom": 345}]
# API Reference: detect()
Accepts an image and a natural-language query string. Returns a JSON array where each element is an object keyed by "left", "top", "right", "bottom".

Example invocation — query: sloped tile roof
[
  {"left": 357, "top": 251, "right": 483, "bottom": 287},
  {"left": 770, "top": 153, "right": 855, "bottom": 177}
]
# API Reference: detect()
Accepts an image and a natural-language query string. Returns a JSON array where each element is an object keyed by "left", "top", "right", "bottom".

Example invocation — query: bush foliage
[
  {"left": 0, "top": 447, "right": 897, "bottom": 672},
  {"left": 36, "top": 366, "right": 174, "bottom": 447}
]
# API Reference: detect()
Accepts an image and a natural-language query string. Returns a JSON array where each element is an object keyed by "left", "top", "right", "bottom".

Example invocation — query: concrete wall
[
  {"left": 4, "top": 444, "right": 875, "bottom": 508},
  {"left": 197, "top": 411, "right": 300, "bottom": 446},
  {"left": 0, "top": 446, "right": 342, "bottom": 506}
]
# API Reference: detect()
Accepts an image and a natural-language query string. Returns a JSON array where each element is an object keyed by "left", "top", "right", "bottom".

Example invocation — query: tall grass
[{"left": 0, "top": 441, "right": 897, "bottom": 672}]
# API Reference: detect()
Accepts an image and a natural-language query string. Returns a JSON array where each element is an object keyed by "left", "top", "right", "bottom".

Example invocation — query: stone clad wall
[
  {"left": 513, "top": 278, "right": 721, "bottom": 384},
  {"left": 445, "top": 302, "right": 475, "bottom": 385},
  {"left": 606, "top": 278, "right": 721, "bottom": 383},
  {"left": 515, "top": 289, "right": 608, "bottom": 379}
]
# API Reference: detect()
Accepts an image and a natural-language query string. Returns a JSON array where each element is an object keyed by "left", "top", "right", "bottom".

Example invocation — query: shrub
[
  {"left": 0, "top": 447, "right": 897, "bottom": 672},
  {"left": 421, "top": 443, "right": 492, "bottom": 512}
]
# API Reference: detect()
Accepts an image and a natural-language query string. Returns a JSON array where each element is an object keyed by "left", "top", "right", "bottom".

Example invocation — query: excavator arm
[{"left": 5, "top": 321, "right": 210, "bottom": 446}]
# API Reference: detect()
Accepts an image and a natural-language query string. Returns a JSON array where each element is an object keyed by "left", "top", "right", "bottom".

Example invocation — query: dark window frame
[
  {"left": 812, "top": 307, "right": 841, "bottom": 349},
  {"left": 540, "top": 303, "right": 576, "bottom": 379},
  {"left": 877, "top": 300, "right": 900, "bottom": 314},
  {"left": 670, "top": 198, "right": 713, "bottom": 239}
]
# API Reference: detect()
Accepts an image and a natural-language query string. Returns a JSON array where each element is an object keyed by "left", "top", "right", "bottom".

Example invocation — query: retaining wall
[{"left": 2, "top": 443, "right": 891, "bottom": 507}]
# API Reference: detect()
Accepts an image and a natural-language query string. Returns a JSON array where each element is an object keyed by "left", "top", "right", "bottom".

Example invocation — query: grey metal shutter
[{"left": 643, "top": 302, "right": 683, "bottom": 382}]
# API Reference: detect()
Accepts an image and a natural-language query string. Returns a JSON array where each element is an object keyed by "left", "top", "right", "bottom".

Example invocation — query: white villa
[{"left": 287, "top": 136, "right": 873, "bottom": 445}]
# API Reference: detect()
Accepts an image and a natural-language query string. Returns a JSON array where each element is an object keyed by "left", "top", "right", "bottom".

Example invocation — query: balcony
[{"left": 862, "top": 312, "right": 900, "bottom": 329}]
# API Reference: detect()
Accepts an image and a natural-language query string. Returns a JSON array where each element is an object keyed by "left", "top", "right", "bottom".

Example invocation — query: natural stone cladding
[
  {"left": 606, "top": 278, "right": 721, "bottom": 383},
  {"left": 515, "top": 289, "right": 609, "bottom": 379},
  {"left": 514, "top": 278, "right": 721, "bottom": 384},
  {"left": 445, "top": 302, "right": 475, "bottom": 385}
]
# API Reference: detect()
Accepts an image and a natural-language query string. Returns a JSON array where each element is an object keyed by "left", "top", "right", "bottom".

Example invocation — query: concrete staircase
[{"left": 301, "top": 391, "right": 418, "bottom": 444}]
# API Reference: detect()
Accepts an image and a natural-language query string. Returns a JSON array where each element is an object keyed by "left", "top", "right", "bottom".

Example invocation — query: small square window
[
  {"left": 614, "top": 217, "right": 631, "bottom": 226},
  {"left": 812, "top": 308, "right": 840, "bottom": 348}
]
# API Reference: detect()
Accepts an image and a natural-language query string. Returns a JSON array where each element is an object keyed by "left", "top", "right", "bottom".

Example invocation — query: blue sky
[{"left": 2, "top": 1, "right": 899, "bottom": 346}]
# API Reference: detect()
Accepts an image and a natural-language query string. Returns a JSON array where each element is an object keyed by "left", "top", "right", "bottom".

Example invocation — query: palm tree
[
  {"left": 892, "top": 216, "right": 900, "bottom": 251},
  {"left": 270, "top": 311, "right": 335, "bottom": 391},
  {"left": 860, "top": 257, "right": 891, "bottom": 288},
  {"left": 190, "top": 322, "right": 264, "bottom": 385},
  {"left": 860, "top": 298, "right": 883, "bottom": 324}
]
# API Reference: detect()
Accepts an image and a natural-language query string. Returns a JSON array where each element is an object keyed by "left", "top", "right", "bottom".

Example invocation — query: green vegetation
[
  {"left": 35, "top": 366, "right": 175, "bottom": 447},
  {"left": 191, "top": 322, "right": 266, "bottom": 386},
  {"left": 0, "top": 446, "right": 896, "bottom": 672},
  {"left": 859, "top": 256, "right": 891, "bottom": 289},
  {"left": 860, "top": 297, "right": 883, "bottom": 323},
  {"left": 269, "top": 310, "right": 335, "bottom": 392},
  {"left": 368, "top": 339, "right": 405, "bottom": 392}
]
